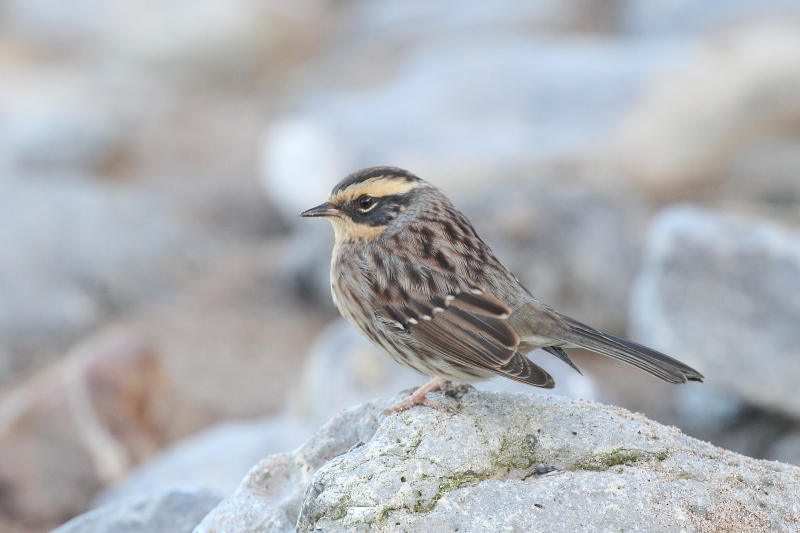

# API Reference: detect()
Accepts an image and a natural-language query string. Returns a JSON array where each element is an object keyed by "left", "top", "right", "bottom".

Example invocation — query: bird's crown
[{"left": 328, "top": 166, "right": 423, "bottom": 205}]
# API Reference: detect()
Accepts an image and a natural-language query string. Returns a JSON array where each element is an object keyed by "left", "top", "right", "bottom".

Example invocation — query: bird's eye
[{"left": 358, "top": 195, "right": 374, "bottom": 209}]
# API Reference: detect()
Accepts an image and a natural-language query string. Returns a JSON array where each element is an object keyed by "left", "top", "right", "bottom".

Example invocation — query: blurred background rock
[{"left": 1, "top": 0, "right": 800, "bottom": 531}]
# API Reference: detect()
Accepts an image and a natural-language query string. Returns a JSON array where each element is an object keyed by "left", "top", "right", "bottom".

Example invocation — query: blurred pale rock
[
  {"left": 280, "top": 224, "right": 337, "bottom": 308},
  {"left": 289, "top": 319, "right": 602, "bottom": 427},
  {"left": 624, "top": 0, "right": 800, "bottom": 33},
  {"left": 767, "top": 430, "right": 800, "bottom": 467},
  {"left": 0, "top": 65, "right": 128, "bottom": 173},
  {"left": 673, "top": 386, "right": 746, "bottom": 437},
  {"left": 276, "top": 36, "right": 688, "bottom": 187},
  {"left": 461, "top": 181, "right": 649, "bottom": 334},
  {"left": 52, "top": 487, "right": 221, "bottom": 533},
  {"left": 0, "top": 329, "right": 166, "bottom": 529},
  {"left": 698, "top": 407, "right": 800, "bottom": 468},
  {"left": 610, "top": 24, "right": 800, "bottom": 194},
  {"left": 631, "top": 206, "right": 800, "bottom": 418},
  {"left": 0, "top": 177, "right": 195, "bottom": 359},
  {"left": 258, "top": 118, "right": 352, "bottom": 221},
  {"left": 347, "top": 0, "right": 621, "bottom": 40},
  {"left": 196, "top": 391, "right": 800, "bottom": 533},
  {"left": 2, "top": 0, "right": 328, "bottom": 76},
  {"left": 97, "top": 415, "right": 313, "bottom": 506}
]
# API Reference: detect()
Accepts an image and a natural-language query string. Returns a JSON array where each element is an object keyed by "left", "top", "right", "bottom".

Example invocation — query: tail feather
[
  {"left": 542, "top": 346, "right": 582, "bottom": 375},
  {"left": 552, "top": 314, "right": 704, "bottom": 384}
]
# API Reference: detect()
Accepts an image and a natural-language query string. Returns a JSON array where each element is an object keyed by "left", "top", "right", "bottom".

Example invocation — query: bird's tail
[{"left": 552, "top": 313, "right": 704, "bottom": 384}]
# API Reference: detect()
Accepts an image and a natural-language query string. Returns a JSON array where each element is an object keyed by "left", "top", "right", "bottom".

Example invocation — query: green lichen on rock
[
  {"left": 570, "top": 447, "right": 668, "bottom": 471},
  {"left": 492, "top": 428, "right": 540, "bottom": 472},
  {"left": 375, "top": 424, "right": 542, "bottom": 523},
  {"left": 377, "top": 470, "right": 486, "bottom": 523}
]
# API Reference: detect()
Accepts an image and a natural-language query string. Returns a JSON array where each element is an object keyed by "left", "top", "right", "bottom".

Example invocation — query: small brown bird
[{"left": 301, "top": 166, "right": 703, "bottom": 413}]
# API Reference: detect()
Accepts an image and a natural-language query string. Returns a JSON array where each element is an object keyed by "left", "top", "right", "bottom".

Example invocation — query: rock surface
[
  {"left": 460, "top": 181, "right": 649, "bottom": 334},
  {"left": 261, "top": 35, "right": 687, "bottom": 190},
  {"left": 610, "top": 24, "right": 800, "bottom": 195},
  {"left": 97, "top": 415, "right": 313, "bottom": 506},
  {"left": 195, "top": 400, "right": 387, "bottom": 533},
  {"left": 631, "top": 206, "right": 800, "bottom": 419},
  {"left": 52, "top": 487, "right": 222, "bottom": 533},
  {"left": 0, "top": 176, "right": 195, "bottom": 361},
  {"left": 195, "top": 390, "right": 800, "bottom": 533}
]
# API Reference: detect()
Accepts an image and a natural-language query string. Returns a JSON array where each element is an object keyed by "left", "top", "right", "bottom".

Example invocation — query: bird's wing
[
  {"left": 378, "top": 286, "right": 554, "bottom": 388},
  {"left": 548, "top": 312, "right": 704, "bottom": 384}
]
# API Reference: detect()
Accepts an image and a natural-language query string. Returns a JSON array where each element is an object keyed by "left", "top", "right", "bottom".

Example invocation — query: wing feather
[{"left": 375, "top": 285, "right": 555, "bottom": 388}]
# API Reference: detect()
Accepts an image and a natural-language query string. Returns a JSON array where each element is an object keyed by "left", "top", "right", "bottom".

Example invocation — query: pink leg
[{"left": 385, "top": 377, "right": 450, "bottom": 414}]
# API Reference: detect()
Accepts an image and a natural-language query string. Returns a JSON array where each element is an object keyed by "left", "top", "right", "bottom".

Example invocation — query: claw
[
  {"left": 385, "top": 395, "right": 449, "bottom": 414},
  {"left": 385, "top": 377, "right": 451, "bottom": 414}
]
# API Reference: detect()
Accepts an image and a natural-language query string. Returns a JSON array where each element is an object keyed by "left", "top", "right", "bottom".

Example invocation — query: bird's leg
[{"left": 385, "top": 377, "right": 449, "bottom": 414}]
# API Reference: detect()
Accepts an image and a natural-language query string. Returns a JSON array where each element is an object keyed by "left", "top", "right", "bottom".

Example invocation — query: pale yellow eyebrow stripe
[{"left": 329, "top": 177, "right": 421, "bottom": 205}]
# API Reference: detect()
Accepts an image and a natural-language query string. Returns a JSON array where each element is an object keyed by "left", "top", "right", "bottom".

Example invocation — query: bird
[{"left": 300, "top": 166, "right": 703, "bottom": 413}]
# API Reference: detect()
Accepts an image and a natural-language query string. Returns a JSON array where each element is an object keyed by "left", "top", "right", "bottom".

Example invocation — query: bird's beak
[{"left": 299, "top": 202, "right": 339, "bottom": 218}]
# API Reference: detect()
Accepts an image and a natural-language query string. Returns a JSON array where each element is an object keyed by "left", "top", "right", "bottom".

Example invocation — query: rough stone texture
[
  {"left": 194, "top": 401, "right": 387, "bottom": 533},
  {"left": 289, "top": 319, "right": 602, "bottom": 427},
  {"left": 631, "top": 206, "right": 800, "bottom": 419},
  {"left": 195, "top": 390, "right": 800, "bottom": 533},
  {"left": 51, "top": 487, "right": 222, "bottom": 533}
]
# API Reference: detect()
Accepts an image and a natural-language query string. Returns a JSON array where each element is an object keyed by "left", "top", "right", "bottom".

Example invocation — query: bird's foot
[
  {"left": 385, "top": 377, "right": 451, "bottom": 414},
  {"left": 385, "top": 394, "right": 448, "bottom": 414}
]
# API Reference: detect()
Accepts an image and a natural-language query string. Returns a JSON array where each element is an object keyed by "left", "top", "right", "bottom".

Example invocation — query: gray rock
[
  {"left": 195, "top": 390, "right": 800, "bottom": 533},
  {"left": 195, "top": 400, "right": 388, "bottom": 533},
  {"left": 52, "top": 487, "right": 222, "bottom": 533},
  {"left": 346, "top": 0, "right": 619, "bottom": 42},
  {"left": 767, "top": 430, "right": 800, "bottom": 466},
  {"left": 0, "top": 177, "right": 195, "bottom": 360},
  {"left": 261, "top": 35, "right": 691, "bottom": 194},
  {"left": 2, "top": 0, "right": 326, "bottom": 76},
  {"left": 624, "top": 0, "right": 800, "bottom": 34},
  {"left": 0, "top": 66, "right": 127, "bottom": 173},
  {"left": 460, "top": 181, "right": 650, "bottom": 334},
  {"left": 631, "top": 206, "right": 800, "bottom": 418},
  {"left": 289, "top": 319, "right": 603, "bottom": 427},
  {"left": 608, "top": 24, "right": 800, "bottom": 195},
  {"left": 97, "top": 416, "right": 314, "bottom": 506}
]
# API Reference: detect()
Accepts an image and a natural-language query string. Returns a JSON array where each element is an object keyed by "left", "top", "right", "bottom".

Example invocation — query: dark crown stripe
[{"left": 332, "top": 166, "right": 421, "bottom": 195}]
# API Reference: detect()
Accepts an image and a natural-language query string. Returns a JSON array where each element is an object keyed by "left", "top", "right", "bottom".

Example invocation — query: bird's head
[{"left": 300, "top": 166, "right": 427, "bottom": 243}]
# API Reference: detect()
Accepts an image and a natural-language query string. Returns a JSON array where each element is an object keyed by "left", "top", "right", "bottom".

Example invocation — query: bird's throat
[{"left": 329, "top": 217, "right": 388, "bottom": 243}]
